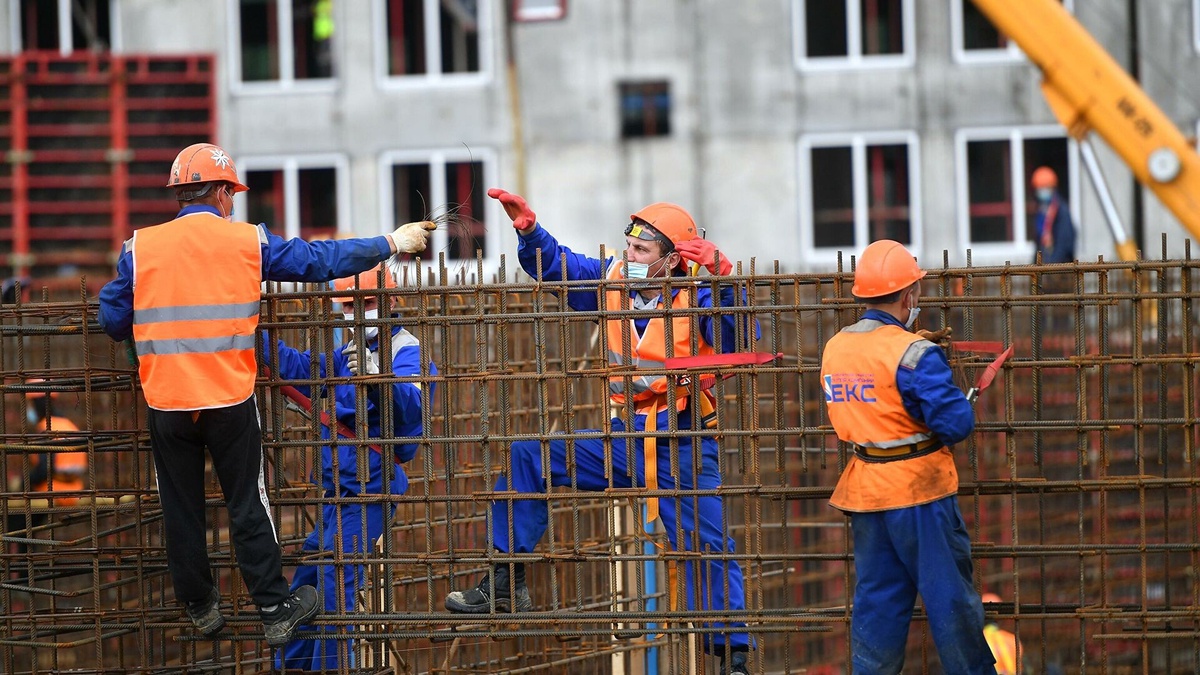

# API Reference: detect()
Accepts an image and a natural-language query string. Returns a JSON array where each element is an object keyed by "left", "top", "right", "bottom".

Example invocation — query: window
[
  {"left": 378, "top": 149, "right": 497, "bottom": 267},
  {"left": 14, "top": 0, "right": 115, "bottom": 54},
  {"left": 799, "top": 132, "right": 921, "bottom": 262},
  {"left": 952, "top": 0, "right": 1073, "bottom": 64},
  {"left": 956, "top": 127, "right": 1073, "bottom": 258},
  {"left": 230, "top": 0, "right": 335, "bottom": 90},
  {"left": 375, "top": 0, "right": 491, "bottom": 85},
  {"left": 793, "top": 0, "right": 914, "bottom": 70},
  {"left": 619, "top": 81, "right": 671, "bottom": 139},
  {"left": 233, "top": 155, "right": 350, "bottom": 240},
  {"left": 513, "top": 0, "right": 566, "bottom": 22}
]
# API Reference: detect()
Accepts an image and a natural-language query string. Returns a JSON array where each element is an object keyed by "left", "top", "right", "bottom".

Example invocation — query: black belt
[{"left": 853, "top": 440, "right": 943, "bottom": 463}]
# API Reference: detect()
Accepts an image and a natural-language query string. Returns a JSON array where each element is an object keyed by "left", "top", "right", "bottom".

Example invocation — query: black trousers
[{"left": 148, "top": 396, "right": 289, "bottom": 607}]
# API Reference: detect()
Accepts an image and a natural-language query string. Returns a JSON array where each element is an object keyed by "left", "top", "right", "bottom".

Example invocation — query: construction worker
[
  {"left": 1031, "top": 167, "right": 1076, "bottom": 264},
  {"left": 444, "top": 188, "right": 760, "bottom": 675},
  {"left": 96, "top": 142, "right": 436, "bottom": 647},
  {"left": 820, "top": 239, "right": 995, "bottom": 674},
  {"left": 265, "top": 264, "right": 435, "bottom": 670},
  {"left": 981, "top": 592, "right": 1023, "bottom": 675}
]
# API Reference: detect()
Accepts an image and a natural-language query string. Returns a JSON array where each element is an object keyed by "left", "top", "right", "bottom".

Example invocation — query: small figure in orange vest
[
  {"left": 981, "top": 592, "right": 1024, "bottom": 675},
  {"left": 821, "top": 240, "right": 996, "bottom": 674},
  {"left": 1031, "top": 166, "right": 1075, "bottom": 264},
  {"left": 96, "top": 143, "right": 436, "bottom": 646},
  {"left": 444, "top": 188, "right": 761, "bottom": 675}
]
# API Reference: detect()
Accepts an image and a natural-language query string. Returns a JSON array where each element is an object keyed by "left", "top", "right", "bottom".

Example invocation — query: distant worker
[
  {"left": 266, "top": 264, "right": 436, "bottom": 670},
  {"left": 444, "top": 188, "right": 761, "bottom": 675},
  {"left": 981, "top": 592, "right": 1023, "bottom": 675},
  {"left": 820, "top": 240, "right": 995, "bottom": 674},
  {"left": 1031, "top": 167, "right": 1076, "bottom": 264},
  {"left": 97, "top": 142, "right": 436, "bottom": 647}
]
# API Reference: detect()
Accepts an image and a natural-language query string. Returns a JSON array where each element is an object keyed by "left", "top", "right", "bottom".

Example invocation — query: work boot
[
  {"left": 445, "top": 562, "right": 532, "bottom": 613},
  {"left": 260, "top": 585, "right": 319, "bottom": 647},
  {"left": 722, "top": 648, "right": 750, "bottom": 675},
  {"left": 185, "top": 586, "right": 225, "bottom": 637}
]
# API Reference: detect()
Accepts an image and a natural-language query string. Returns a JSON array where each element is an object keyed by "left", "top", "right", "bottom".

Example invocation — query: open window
[
  {"left": 233, "top": 155, "right": 350, "bottom": 241},
  {"left": 14, "top": 0, "right": 115, "bottom": 53},
  {"left": 378, "top": 148, "right": 497, "bottom": 269},
  {"left": 512, "top": 0, "right": 566, "bottom": 22},
  {"left": 799, "top": 131, "right": 922, "bottom": 264},
  {"left": 952, "top": 0, "right": 1073, "bottom": 64},
  {"left": 230, "top": 0, "right": 336, "bottom": 91},
  {"left": 793, "top": 0, "right": 914, "bottom": 71},
  {"left": 375, "top": 0, "right": 491, "bottom": 86},
  {"left": 956, "top": 126, "right": 1074, "bottom": 261}
]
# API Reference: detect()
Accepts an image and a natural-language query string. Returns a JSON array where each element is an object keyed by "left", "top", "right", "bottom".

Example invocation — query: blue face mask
[
  {"left": 26, "top": 408, "right": 39, "bottom": 424},
  {"left": 1036, "top": 188, "right": 1054, "bottom": 203},
  {"left": 625, "top": 255, "right": 668, "bottom": 280}
]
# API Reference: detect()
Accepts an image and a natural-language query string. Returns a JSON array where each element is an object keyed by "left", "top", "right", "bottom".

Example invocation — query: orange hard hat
[
  {"left": 331, "top": 264, "right": 397, "bottom": 303},
  {"left": 1031, "top": 166, "right": 1058, "bottom": 189},
  {"left": 166, "top": 143, "right": 249, "bottom": 193},
  {"left": 629, "top": 203, "right": 698, "bottom": 248},
  {"left": 851, "top": 239, "right": 927, "bottom": 299},
  {"left": 981, "top": 592, "right": 1002, "bottom": 604}
]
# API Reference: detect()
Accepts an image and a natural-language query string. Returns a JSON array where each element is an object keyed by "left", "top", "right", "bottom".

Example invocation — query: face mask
[
  {"left": 26, "top": 408, "right": 39, "bottom": 424},
  {"left": 905, "top": 306, "right": 921, "bottom": 330},
  {"left": 343, "top": 308, "right": 380, "bottom": 342},
  {"left": 1036, "top": 188, "right": 1054, "bottom": 203},
  {"left": 625, "top": 255, "right": 668, "bottom": 280}
]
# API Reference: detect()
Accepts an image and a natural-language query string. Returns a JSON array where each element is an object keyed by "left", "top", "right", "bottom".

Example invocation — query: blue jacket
[
  {"left": 97, "top": 204, "right": 394, "bottom": 342},
  {"left": 862, "top": 309, "right": 974, "bottom": 446},
  {"left": 1034, "top": 193, "right": 1076, "bottom": 264},
  {"left": 262, "top": 324, "right": 435, "bottom": 496}
]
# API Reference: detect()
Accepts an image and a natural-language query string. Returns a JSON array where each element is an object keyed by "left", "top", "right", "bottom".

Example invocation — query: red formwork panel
[{"left": 0, "top": 52, "right": 216, "bottom": 291}]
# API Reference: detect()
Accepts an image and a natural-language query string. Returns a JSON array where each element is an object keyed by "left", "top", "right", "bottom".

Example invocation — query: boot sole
[
  {"left": 265, "top": 600, "right": 320, "bottom": 647},
  {"left": 197, "top": 615, "right": 226, "bottom": 638}
]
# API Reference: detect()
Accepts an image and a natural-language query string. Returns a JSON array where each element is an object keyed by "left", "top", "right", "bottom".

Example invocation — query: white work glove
[
  {"left": 388, "top": 220, "right": 437, "bottom": 254},
  {"left": 342, "top": 341, "right": 380, "bottom": 376}
]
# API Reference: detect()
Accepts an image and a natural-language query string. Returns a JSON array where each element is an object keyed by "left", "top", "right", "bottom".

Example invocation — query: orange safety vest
[
  {"left": 984, "top": 623, "right": 1019, "bottom": 674},
  {"left": 604, "top": 261, "right": 718, "bottom": 526},
  {"left": 822, "top": 318, "right": 959, "bottom": 512},
  {"left": 130, "top": 212, "right": 266, "bottom": 411},
  {"left": 32, "top": 416, "right": 85, "bottom": 505}
]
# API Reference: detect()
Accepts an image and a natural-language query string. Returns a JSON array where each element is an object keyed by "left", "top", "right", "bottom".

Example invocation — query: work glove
[
  {"left": 123, "top": 338, "right": 140, "bottom": 368},
  {"left": 342, "top": 341, "right": 380, "bottom": 376},
  {"left": 916, "top": 326, "right": 954, "bottom": 351},
  {"left": 388, "top": 221, "right": 437, "bottom": 254},
  {"left": 675, "top": 238, "right": 732, "bottom": 276},
  {"left": 486, "top": 187, "right": 537, "bottom": 234}
]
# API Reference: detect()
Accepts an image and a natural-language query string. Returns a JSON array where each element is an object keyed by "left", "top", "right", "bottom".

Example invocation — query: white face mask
[
  {"left": 1036, "top": 188, "right": 1054, "bottom": 203},
  {"left": 26, "top": 408, "right": 39, "bottom": 424},
  {"left": 905, "top": 306, "right": 921, "bottom": 330},
  {"left": 343, "top": 308, "right": 380, "bottom": 342}
]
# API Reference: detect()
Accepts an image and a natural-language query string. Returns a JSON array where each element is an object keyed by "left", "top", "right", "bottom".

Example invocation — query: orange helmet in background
[
  {"left": 331, "top": 264, "right": 397, "bottom": 303},
  {"left": 23, "top": 378, "right": 57, "bottom": 401},
  {"left": 851, "top": 239, "right": 927, "bottom": 299},
  {"left": 630, "top": 203, "right": 698, "bottom": 248},
  {"left": 167, "top": 143, "right": 249, "bottom": 193},
  {"left": 1031, "top": 166, "right": 1058, "bottom": 189},
  {"left": 981, "top": 593, "right": 1002, "bottom": 604}
]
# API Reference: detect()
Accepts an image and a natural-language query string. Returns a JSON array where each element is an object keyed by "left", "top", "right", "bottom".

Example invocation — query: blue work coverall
[
  {"left": 265, "top": 325, "right": 434, "bottom": 670},
  {"left": 1034, "top": 192, "right": 1076, "bottom": 264},
  {"left": 495, "top": 223, "right": 760, "bottom": 653}
]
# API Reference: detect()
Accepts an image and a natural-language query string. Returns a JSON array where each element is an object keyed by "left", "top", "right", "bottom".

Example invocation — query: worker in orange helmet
[
  {"left": 820, "top": 240, "right": 995, "bottom": 674},
  {"left": 1031, "top": 166, "right": 1076, "bottom": 264},
  {"left": 980, "top": 592, "right": 1024, "bottom": 675},
  {"left": 264, "top": 263, "right": 436, "bottom": 670},
  {"left": 97, "top": 142, "right": 437, "bottom": 647},
  {"left": 444, "top": 188, "right": 761, "bottom": 675}
]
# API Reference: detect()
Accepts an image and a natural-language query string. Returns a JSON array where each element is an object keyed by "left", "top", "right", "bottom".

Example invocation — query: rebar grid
[{"left": 0, "top": 248, "right": 1197, "bottom": 674}]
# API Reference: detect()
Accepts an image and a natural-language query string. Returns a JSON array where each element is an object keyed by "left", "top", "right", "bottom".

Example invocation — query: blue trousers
[
  {"left": 849, "top": 496, "right": 996, "bottom": 674},
  {"left": 277, "top": 501, "right": 389, "bottom": 671},
  {"left": 490, "top": 418, "right": 749, "bottom": 652}
]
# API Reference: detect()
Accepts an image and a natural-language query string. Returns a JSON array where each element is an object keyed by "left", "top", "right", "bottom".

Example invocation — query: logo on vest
[{"left": 823, "top": 373, "right": 877, "bottom": 403}]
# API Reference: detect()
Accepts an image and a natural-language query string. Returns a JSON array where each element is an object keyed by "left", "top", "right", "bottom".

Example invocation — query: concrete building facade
[{"left": 4, "top": 0, "right": 1200, "bottom": 274}]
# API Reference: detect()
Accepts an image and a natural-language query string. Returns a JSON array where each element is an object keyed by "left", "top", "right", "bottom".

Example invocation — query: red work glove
[
  {"left": 487, "top": 187, "right": 537, "bottom": 235},
  {"left": 675, "top": 238, "right": 732, "bottom": 276}
]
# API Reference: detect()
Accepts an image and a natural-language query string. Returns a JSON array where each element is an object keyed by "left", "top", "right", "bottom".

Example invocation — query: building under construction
[{"left": 1, "top": 249, "right": 1197, "bottom": 674}]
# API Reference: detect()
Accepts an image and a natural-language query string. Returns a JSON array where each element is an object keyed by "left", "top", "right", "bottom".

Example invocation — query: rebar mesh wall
[{"left": 1, "top": 252, "right": 1198, "bottom": 674}]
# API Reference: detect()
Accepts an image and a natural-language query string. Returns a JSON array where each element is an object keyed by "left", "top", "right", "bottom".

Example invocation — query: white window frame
[
  {"left": 372, "top": 0, "right": 493, "bottom": 90},
  {"left": 227, "top": 0, "right": 338, "bottom": 95},
  {"left": 233, "top": 154, "right": 352, "bottom": 240},
  {"left": 9, "top": 0, "right": 122, "bottom": 55},
  {"left": 377, "top": 147, "right": 499, "bottom": 271},
  {"left": 1194, "top": 0, "right": 1200, "bottom": 54},
  {"left": 951, "top": 0, "right": 1074, "bottom": 65},
  {"left": 792, "top": 0, "right": 915, "bottom": 72},
  {"left": 954, "top": 125, "right": 1078, "bottom": 265},
  {"left": 798, "top": 131, "right": 923, "bottom": 266},
  {"left": 513, "top": 0, "right": 566, "bottom": 22}
]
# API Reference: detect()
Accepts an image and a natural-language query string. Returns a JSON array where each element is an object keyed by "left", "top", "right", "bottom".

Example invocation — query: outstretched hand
[
  {"left": 675, "top": 238, "right": 732, "bottom": 276},
  {"left": 487, "top": 187, "right": 537, "bottom": 234}
]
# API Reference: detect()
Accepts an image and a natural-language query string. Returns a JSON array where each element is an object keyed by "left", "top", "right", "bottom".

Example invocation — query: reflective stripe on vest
[
  {"left": 132, "top": 213, "right": 264, "bottom": 411},
  {"left": 823, "top": 318, "right": 958, "bottom": 512}
]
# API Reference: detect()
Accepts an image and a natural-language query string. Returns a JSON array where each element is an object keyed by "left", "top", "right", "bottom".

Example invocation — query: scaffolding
[{"left": 1, "top": 249, "right": 1198, "bottom": 674}]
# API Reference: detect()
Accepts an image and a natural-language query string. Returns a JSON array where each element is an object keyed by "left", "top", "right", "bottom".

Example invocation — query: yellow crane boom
[{"left": 971, "top": 0, "right": 1200, "bottom": 260}]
